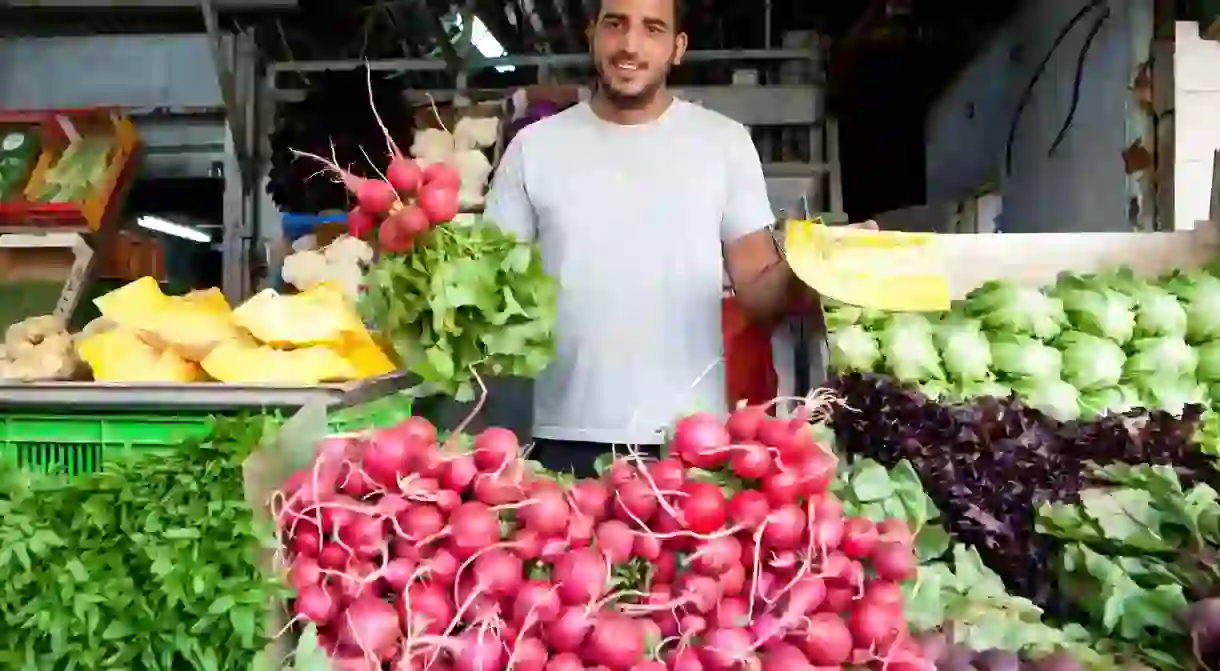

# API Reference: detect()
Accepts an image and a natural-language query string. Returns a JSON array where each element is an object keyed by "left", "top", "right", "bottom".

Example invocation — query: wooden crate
[{"left": 0, "top": 108, "right": 139, "bottom": 231}]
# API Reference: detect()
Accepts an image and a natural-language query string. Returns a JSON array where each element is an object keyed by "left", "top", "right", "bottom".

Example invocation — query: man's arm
[
  {"left": 719, "top": 125, "right": 798, "bottom": 327},
  {"left": 484, "top": 135, "right": 538, "bottom": 242},
  {"left": 720, "top": 125, "right": 876, "bottom": 327}
]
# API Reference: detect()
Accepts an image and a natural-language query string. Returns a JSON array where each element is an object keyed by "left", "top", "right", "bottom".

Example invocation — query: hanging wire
[{"left": 1004, "top": 0, "right": 1107, "bottom": 175}]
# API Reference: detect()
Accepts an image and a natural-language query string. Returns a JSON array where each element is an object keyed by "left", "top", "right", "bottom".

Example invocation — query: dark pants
[{"left": 530, "top": 439, "right": 662, "bottom": 478}]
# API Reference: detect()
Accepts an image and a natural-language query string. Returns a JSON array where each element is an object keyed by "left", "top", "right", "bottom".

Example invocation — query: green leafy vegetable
[
  {"left": 965, "top": 280, "right": 1067, "bottom": 340},
  {"left": 361, "top": 219, "right": 558, "bottom": 400},
  {"left": 1134, "top": 285, "right": 1187, "bottom": 339},
  {"left": 1125, "top": 337, "right": 1197, "bottom": 380},
  {"left": 990, "top": 334, "right": 1062, "bottom": 380},
  {"left": 1012, "top": 377, "right": 1081, "bottom": 421},
  {"left": 0, "top": 416, "right": 284, "bottom": 670},
  {"left": 1059, "top": 288, "right": 1136, "bottom": 345},
  {"left": 827, "top": 324, "right": 880, "bottom": 372},
  {"left": 934, "top": 318, "right": 992, "bottom": 382},
  {"left": 1059, "top": 331, "right": 1125, "bottom": 390},
  {"left": 877, "top": 313, "right": 944, "bottom": 382}
]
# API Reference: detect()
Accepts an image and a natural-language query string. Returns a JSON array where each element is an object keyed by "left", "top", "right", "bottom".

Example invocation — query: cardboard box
[{"left": 0, "top": 231, "right": 95, "bottom": 324}]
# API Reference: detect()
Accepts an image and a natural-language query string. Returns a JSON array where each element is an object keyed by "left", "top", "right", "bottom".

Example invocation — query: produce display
[
  {"left": 292, "top": 76, "right": 556, "bottom": 400},
  {"left": 0, "top": 416, "right": 281, "bottom": 669},
  {"left": 0, "top": 129, "right": 40, "bottom": 202},
  {"left": 825, "top": 267, "right": 1220, "bottom": 420},
  {"left": 74, "top": 276, "right": 395, "bottom": 384},
  {"left": 409, "top": 114, "right": 498, "bottom": 210},
  {"left": 30, "top": 133, "right": 115, "bottom": 203},
  {"left": 283, "top": 234, "right": 375, "bottom": 301}
]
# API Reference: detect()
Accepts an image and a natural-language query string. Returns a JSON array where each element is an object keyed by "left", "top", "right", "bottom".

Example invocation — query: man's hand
[{"left": 846, "top": 219, "right": 879, "bottom": 231}]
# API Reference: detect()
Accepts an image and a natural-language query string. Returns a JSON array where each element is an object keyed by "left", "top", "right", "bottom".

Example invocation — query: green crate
[{"left": 0, "top": 394, "right": 413, "bottom": 477}]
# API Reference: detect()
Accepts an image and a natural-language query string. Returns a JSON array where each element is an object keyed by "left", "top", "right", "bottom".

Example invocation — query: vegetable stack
[
  {"left": 292, "top": 68, "right": 557, "bottom": 400},
  {"left": 273, "top": 396, "right": 974, "bottom": 670},
  {"left": 826, "top": 266, "right": 1220, "bottom": 421}
]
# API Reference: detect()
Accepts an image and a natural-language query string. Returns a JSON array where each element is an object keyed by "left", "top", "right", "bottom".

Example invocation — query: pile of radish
[
  {"left": 273, "top": 403, "right": 934, "bottom": 670},
  {"left": 291, "top": 73, "right": 462, "bottom": 253}
]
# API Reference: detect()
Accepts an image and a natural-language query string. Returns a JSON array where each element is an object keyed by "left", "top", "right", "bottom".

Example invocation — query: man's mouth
[{"left": 611, "top": 61, "right": 641, "bottom": 73}]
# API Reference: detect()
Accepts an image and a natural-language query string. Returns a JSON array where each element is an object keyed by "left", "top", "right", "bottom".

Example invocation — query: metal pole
[
  {"left": 764, "top": 0, "right": 772, "bottom": 48},
  {"left": 268, "top": 48, "right": 820, "bottom": 76}
]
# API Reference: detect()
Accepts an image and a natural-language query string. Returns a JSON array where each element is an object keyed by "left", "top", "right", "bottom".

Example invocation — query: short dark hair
[{"left": 594, "top": 0, "right": 685, "bottom": 31}]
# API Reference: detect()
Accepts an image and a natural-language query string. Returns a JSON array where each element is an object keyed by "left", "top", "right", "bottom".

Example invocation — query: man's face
[{"left": 590, "top": 0, "right": 687, "bottom": 109}]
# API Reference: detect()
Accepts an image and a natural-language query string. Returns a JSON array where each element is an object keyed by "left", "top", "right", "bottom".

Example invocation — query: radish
[
  {"left": 761, "top": 642, "right": 814, "bottom": 671},
  {"left": 672, "top": 413, "right": 732, "bottom": 468},
  {"left": 783, "top": 575, "right": 827, "bottom": 616},
  {"left": 570, "top": 479, "right": 610, "bottom": 519},
  {"left": 378, "top": 211, "right": 416, "bottom": 253},
  {"left": 840, "top": 517, "right": 878, "bottom": 558},
  {"left": 872, "top": 540, "right": 917, "bottom": 582},
  {"left": 725, "top": 405, "right": 767, "bottom": 442},
  {"left": 848, "top": 597, "right": 905, "bottom": 649},
  {"left": 400, "top": 583, "right": 454, "bottom": 635},
  {"left": 472, "top": 547, "right": 523, "bottom": 597},
  {"left": 761, "top": 504, "right": 806, "bottom": 550},
  {"left": 727, "top": 490, "right": 770, "bottom": 528},
  {"left": 730, "top": 442, "right": 773, "bottom": 479},
  {"left": 289, "top": 556, "right": 323, "bottom": 588},
  {"left": 861, "top": 579, "right": 904, "bottom": 608},
  {"left": 339, "top": 595, "right": 402, "bottom": 661},
  {"left": 714, "top": 596, "right": 749, "bottom": 628},
  {"left": 545, "top": 606, "right": 594, "bottom": 652},
  {"left": 678, "top": 481, "right": 727, "bottom": 535},
  {"left": 387, "top": 156, "right": 423, "bottom": 193},
  {"left": 583, "top": 612, "right": 646, "bottom": 669},
  {"left": 646, "top": 458, "right": 687, "bottom": 490},
  {"left": 633, "top": 529, "right": 662, "bottom": 560},
  {"left": 520, "top": 489, "right": 570, "bottom": 537},
  {"left": 447, "top": 502, "right": 502, "bottom": 558},
  {"left": 808, "top": 514, "right": 844, "bottom": 552},
  {"left": 441, "top": 453, "right": 478, "bottom": 493},
  {"left": 700, "top": 627, "right": 753, "bottom": 670},
  {"left": 398, "top": 203, "right": 431, "bottom": 235},
  {"left": 877, "top": 518, "right": 913, "bottom": 544},
  {"left": 512, "top": 579, "right": 562, "bottom": 626},
  {"left": 796, "top": 612, "right": 852, "bottom": 665},
  {"left": 400, "top": 504, "right": 445, "bottom": 540},
  {"left": 511, "top": 637, "right": 549, "bottom": 671},
  {"left": 473, "top": 427, "right": 520, "bottom": 471},
  {"left": 295, "top": 582, "right": 337, "bottom": 624},
  {"left": 761, "top": 469, "right": 803, "bottom": 507},
  {"left": 613, "top": 477, "right": 659, "bottom": 524},
  {"left": 669, "top": 647, "right": 704, "bottom": 671},
  {"left": 381, "top": 557, "right": 416, "bottom": 591},
  {"left": 291, "top": 529, "right": 322, "bottom": 558},
  {"left": 419, "top": 182, "right": 460, "bottom": 223},
  {"left": 472, "top": 470, "right": 524, "bottom": 506},
  {"left": 720, "top": 561, "right": 746, "bottom": 597},
  {"left": 690, "top": 535, "right": 742, "bottom": 576},
  {"left": 545, "top": 652, "right": 585, "bottom": 671},
  {"left": 423, "top": 162, "right": 462, "bottom": 189},
  {"left": 347, "top": 207, "right": 376, "bottom": 239},
  {"left": 552, "top": 547, "right": 608, "bottom": 605},
  {"left": 451, "top": 627, "right": 505, "bottom": 671},
  {"left": 595, "top": 519, "right": 636, "bottom": 564}
]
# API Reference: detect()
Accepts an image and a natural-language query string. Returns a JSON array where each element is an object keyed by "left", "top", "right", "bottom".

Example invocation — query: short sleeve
[
  {"left": 484, "top": 135, "right": 538, "bottom": 243},
  {"left": 720, "top": 124, "right": 776, "bottom": 242}
]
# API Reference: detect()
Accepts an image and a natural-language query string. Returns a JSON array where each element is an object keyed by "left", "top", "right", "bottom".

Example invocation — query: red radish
[
  {"left": 346, "top": 207, "right": 376, "bottom": 238},
  {"left": 289, "top": 556, "right": 323, "bottom": 588},
  {"left": 423, "top": 162, "right": 462, "bottom": 189},
  {"left": 821, "top": 586, "right": 853, "bottom": 614},
  {"left": 552, "top": 547, "right": 608, "bottom": 605},
  {"left": 795, "top": 613, "right": 853, "bottom": 665},
  {"left": 441, "top": 453, "right": 478, "bottom": 492},
  {"left": 690, "top": 535, "right": 742, "bottom": 576},
  {"left": 453, "top": 627, "right": 504, "bottom": 671},
  {"left": 725, "top": 405, "right": 767, "bottom": 441},
  {"left": 783, "top": 575, "right": 827, "bottom": 616},
  {"left": 872, "top": 540, "right": 917, "bottom": 581},
  {"left": 727, "top": 490, "right": 770, "bottom": 528},
  {"left": 472, "top": 547, "right": 524, "bottom": 597},
  {"left": 761, "top": 469, "right": 803, "bottom": 507},
  {"left": 700, "top": 627, "right": 753, "bottom": 670},
  {"left": 877, "top": 518, "right": 914, "bottom": 544},
  {"left": 381, "top": 557, "right": 416, "bottom": 591},
  {"left": 570, "top": 479, "right": 610, "bottom": 519},
  {"left": 840, "top": 516, "right": 878, "bottom": 558},
  {"left": 317, "top": 542, "right": 350, "bottom": 570},
  {"left": 669, "top": 648, "right": 704, "bottom": 671},
  {"left": 720, "top": 561, "right": 746, "bottom": 597},
  {"left": 647, "top": 458, "right": 687, "bottom": 490},
  {"left": 398, "top": 203, "right": 430, "bottom": 234},
  {"left": 386, "top": 156, "right": 423, "bottom": 193},
  {"left": 473, "top": 427, "right": 519, "bottom": 471},
  {"left": 862, "top": 579, "right": 904, "bottom": 608},
  {"left": 545, "top": 652, "right": 585, "bottom": 671},
  {"left": 338, "top": 595, "right": 401, "bottom": 661},
  {"left": 756, "top": 418, "right": 794, "bottom": 449},
  {"left": 631, "top": 662, "right": 666, "bottom": 671},
  {"left": 400, "top": 504, "right": 445, "bottom": 540},
  {"left": 512, "top": 637, "right": 549, "bottom": 671},
  {"left": 714, "top": 596, "right": 749, "bottom": 628},
  {"left": 399, "top": 583, "right": 453, "bottom": 635},
  {"left": 378, "top": 211, "right": 416, "bottom": 253},
  {"left": 849, "top": 597, "right": 905, "bottom": 649},
  {"left": 761, "top": 643, "right": 813, "bottom": 671},
  {"left": 520, "top": 491, "right": 570, "bottom": 537},
  {"left": 512, "top": 579, "right": 562, "bottom": 625},
  {"left": 761, "top": 504, "right": 806, "bottom": 550},
  {"left": 291, "top": 529, "right": 322, "bottom": 557},
  {"left": 677, "top": 481, "right": 727, "bottom": 535},
  {"left": 447, "top": 502, "right": 502, "bottom": 558},
  {"left": 545, "top": 606, "right": 594, "bottom": 652},
  {"left": 419, "top": 183, "right": 460, "bottom": 223},
  {"left": 634, "top": 529, "right": 662, "bottom": 560},
  {"left": 613, "top": 477, "right": 659, "bottom": 523},
  {"left": 808, "top": 514, "right": 845, "bottom": 552},
  {"left": 672, "top": 413, "right": 732, "bottom": 468},
  {"left": 595, "top": 519, "right": 636, "bottom": 564},
  {"left": 730, "top": 442, "right": 773, "bottom": 479},
  {"left": 294, "top": 583, "right": 337, "bottom": 624},
  {"left": 290, "top": 147, "right": 398, "bottom": 216},
  {"left": 583, "top": 612, "right": 646, "bottom": 669}
]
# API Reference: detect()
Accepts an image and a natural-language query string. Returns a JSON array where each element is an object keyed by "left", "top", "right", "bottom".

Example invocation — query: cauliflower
[
  {"left": 410, "top": 128, "right": 455, "bottom": 167},
  {"left": 449, "top": 149, "right": 493, "bottom": 208},
  {"left": 453, "top": 116, "right": 499, "bottom": 150},
  {"left": 282, "top": 249, "right": 329, "bottom": 291},
  {"left": 324, "top": 235, "right": 374, "bottom": 266}
]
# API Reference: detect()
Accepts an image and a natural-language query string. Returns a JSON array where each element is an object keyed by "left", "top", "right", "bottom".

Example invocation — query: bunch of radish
[
  {"left": 273, "top": 402, "right": 934, "bottom": 671},
  {"left": 291, "top": 70, "right": 464, "bottom": 254}
]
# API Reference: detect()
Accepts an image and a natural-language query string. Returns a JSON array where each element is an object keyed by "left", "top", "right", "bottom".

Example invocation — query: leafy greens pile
[
  {"left": 830, "top": 372, "right": 1217, "bottom": 613},
  {"left": 361, "top": 218, "right": 557, "bottom": 400},
  {"left": 826, "top": 266, "right": 1220, "bottom": 421},
  {"left": 0, "top": 417, "right": 283, "bottom": 670},
  {"left": 1036, "top": 462, "right": 1220, "bottom": 670}
]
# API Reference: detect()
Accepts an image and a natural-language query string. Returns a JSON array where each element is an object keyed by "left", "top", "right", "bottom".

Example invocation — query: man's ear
[{"left": 672, "top": 31, "right": 688, "bottom": 65}]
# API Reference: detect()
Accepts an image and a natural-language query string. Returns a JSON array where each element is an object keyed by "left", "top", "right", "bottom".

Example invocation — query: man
[{"left": 485, "top": 0, "right": 873, "bottom": 476}]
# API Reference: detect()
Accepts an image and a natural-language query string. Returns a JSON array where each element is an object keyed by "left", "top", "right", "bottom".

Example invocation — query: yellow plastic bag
[
  {"left": 231, "top": 288, "right": 354, "bottom": 348},
  {"left": 201, "top": 338, "right": 360, "bottom": 384},
  {"left": 785, "top": 219, "right": 951, "bottom": 312},
  {"left": 77, "top": 328, "right": 202, "bottom": 382}
]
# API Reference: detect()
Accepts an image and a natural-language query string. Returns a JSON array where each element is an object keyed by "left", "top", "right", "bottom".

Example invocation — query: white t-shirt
[{"left": 484, "top": 99, "right": 774, "bottom": 444}]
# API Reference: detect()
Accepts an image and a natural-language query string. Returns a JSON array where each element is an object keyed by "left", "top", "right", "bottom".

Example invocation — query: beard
[{"left": 594, "top": 58, "right": 672, "bottom": 110}]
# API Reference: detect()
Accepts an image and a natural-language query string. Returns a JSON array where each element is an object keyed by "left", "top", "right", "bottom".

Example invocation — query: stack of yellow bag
[{"left": 76, "top": 277, "right": 396, "bottom": 384}]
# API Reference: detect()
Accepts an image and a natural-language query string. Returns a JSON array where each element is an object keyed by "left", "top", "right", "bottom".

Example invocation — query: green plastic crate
[{"left": 0, "top": 394, "right": 413, "bottom": 477}]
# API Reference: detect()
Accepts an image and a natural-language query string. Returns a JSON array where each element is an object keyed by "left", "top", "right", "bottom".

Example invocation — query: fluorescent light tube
[{"left": 136, "top": 215, "right": 212, "bottom": 243}]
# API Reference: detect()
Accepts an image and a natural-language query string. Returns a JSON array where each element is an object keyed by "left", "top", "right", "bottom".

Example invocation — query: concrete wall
[{"left": 925, "top": 0, "right": 1149, "bottom": 232}]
